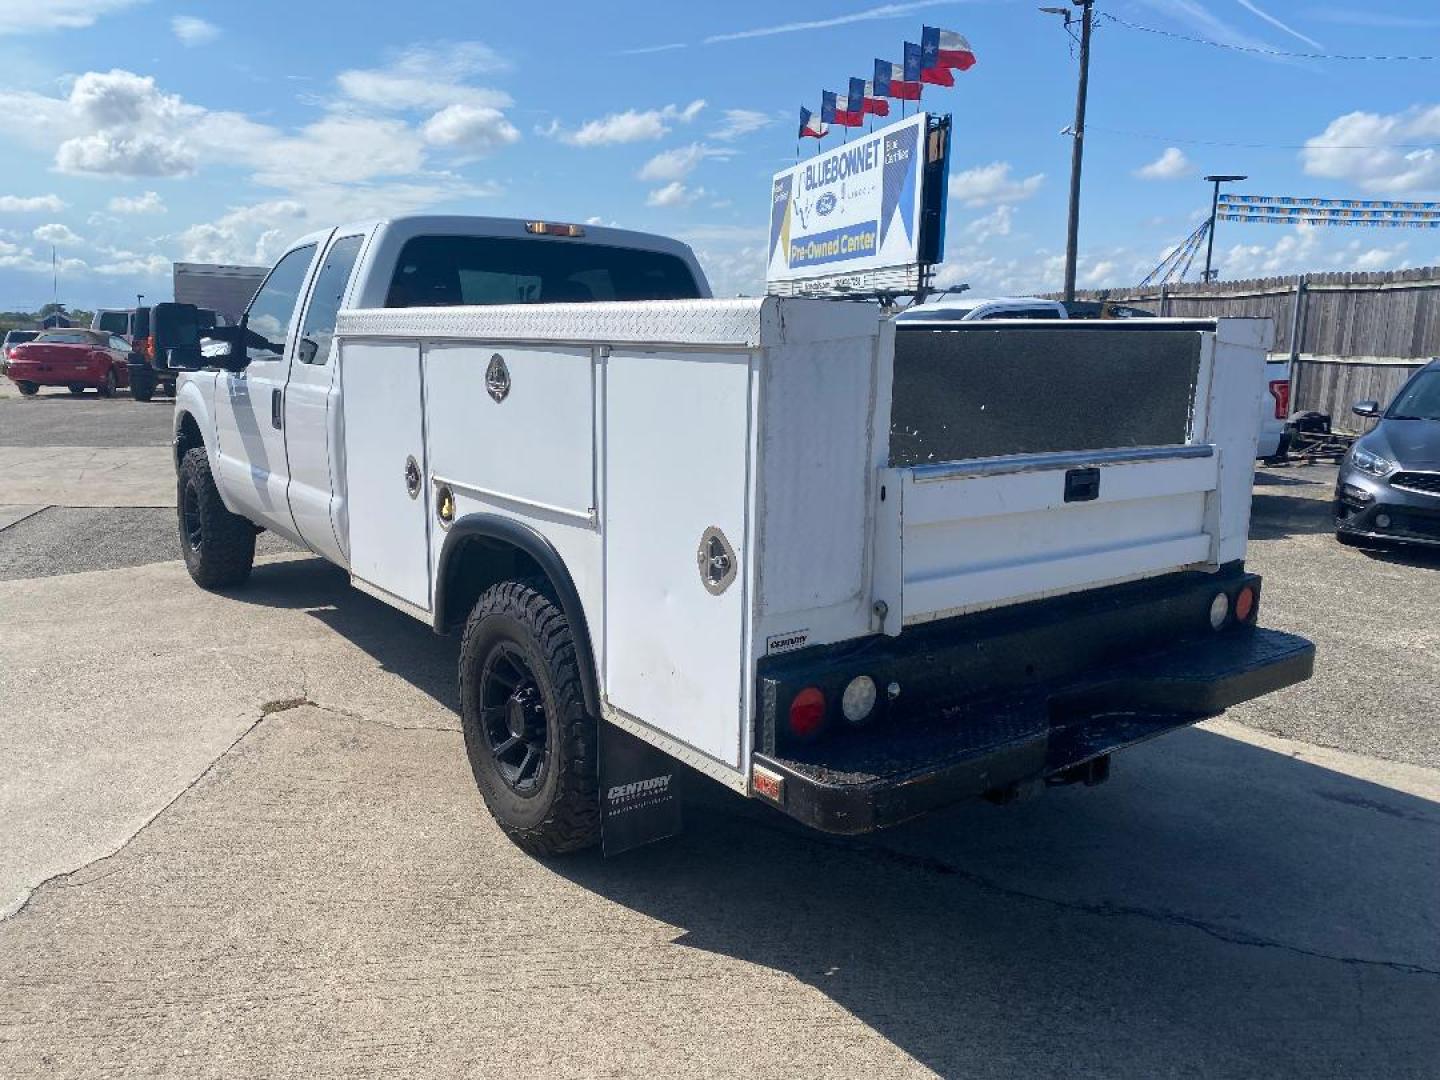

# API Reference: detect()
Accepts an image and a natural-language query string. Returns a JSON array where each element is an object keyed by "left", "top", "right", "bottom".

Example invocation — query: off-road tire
[
  {"left": 67, "top": 384, "right": 86, "bottom": 395},
  {"left": 177, "top": 447, "right": 255, "bottom": 589},
  {"left": 130, "top": 371, "right": 155, "bottom": 402},
  {"left": 459, "top": 580, "right": 600, "bottom": 855},
  {"left": 96, "top": 369, "right": 117, "bottom": 398},
  {"left": 16, "top": 381, "right": 37, "bottom": 396}
]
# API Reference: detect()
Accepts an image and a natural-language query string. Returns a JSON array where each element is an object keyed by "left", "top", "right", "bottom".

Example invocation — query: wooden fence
[{"left": 1061, "top": 268, "right": 1440, "bottom": 432}]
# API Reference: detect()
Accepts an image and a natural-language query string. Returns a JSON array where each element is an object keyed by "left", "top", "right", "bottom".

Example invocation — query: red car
[{"left": 6, "top": 329, "right": 133, "bottom": 397}]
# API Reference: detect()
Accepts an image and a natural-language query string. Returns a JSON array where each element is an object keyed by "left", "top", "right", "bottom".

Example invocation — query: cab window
[
  {"left": 110, "top": 335, "right": 129, "bottom": 351},
  {"left": 244, "top": 244, "right": 317, "bottom": 361},
  {"left": 296, "top": 235, "right": 364, "bottom": 365},
  {"left": 97, "top": 311, "right": 129, "bottom": 334}
]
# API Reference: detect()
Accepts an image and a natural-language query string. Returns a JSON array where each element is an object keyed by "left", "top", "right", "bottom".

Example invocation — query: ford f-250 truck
[{"left": 162, "top": 214, "right": 1313, "bottom": 856}]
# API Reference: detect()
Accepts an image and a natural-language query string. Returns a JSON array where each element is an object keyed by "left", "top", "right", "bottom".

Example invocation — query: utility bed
[{"left": 330, "top": 298, "right": 1306, "bottom": 820}]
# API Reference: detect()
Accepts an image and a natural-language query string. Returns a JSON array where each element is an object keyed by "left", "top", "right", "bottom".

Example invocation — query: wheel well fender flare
[{"left": 434, "top": 514, "right": 601, "bottom": 717}]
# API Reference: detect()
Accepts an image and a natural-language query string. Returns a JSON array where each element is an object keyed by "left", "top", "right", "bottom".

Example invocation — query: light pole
[
  {"left": 1202, "top": 174, "right": 1247, "bottom": 283},
  {"left": 136, "top": 293, "right": 145, "bottom": 308},
  {"left": 1043, "top": 0, "right": 1094, "bottom": 303}
]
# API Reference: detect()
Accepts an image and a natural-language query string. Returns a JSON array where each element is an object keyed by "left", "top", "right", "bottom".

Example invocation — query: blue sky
[{"left": 1, "top": 0, "right": 1438, "bottom": 309}]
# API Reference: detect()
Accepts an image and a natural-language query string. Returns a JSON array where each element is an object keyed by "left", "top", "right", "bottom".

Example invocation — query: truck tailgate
[{"left": 876, "top": 320, "right": 1267, "bottom": 628}]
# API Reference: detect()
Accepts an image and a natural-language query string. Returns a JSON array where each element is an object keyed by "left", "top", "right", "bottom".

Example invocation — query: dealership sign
[{"left": 767, "top": 112, "right": 938, "bottom": 288}]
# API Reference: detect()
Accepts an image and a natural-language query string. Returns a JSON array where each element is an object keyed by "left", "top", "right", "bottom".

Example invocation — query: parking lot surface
[{"left": 1, "top": 391, "right": 1437, "bottom": 1078}]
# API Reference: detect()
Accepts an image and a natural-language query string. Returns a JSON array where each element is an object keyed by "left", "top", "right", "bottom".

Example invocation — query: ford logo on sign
[{"left": 816, "top": 192, "right": 837, "bottom": 216}]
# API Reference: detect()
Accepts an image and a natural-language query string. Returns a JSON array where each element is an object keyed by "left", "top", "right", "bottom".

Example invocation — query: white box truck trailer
[{"left": 160, "top": 215, "right": 1313, "bottom": 855}]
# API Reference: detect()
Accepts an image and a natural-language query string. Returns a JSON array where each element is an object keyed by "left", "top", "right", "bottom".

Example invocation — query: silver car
[{"left": 1335, "top": 359, "right": 1440, "bottom": 547}]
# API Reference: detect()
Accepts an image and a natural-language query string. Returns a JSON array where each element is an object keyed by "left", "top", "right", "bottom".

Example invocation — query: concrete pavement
[{"left": 1, "top": 548, "right": 1437, "bottom": 1077}]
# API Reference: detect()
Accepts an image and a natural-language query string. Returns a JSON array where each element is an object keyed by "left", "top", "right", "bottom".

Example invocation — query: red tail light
[
  {"left": 1235, "top": 585, "right": 1257, "bottom": 623},
  {"left": 1268, "top": 379, "right": 1290, "bottom": 420},
  {"left": 787, "top": 687, "right": 827, "bottom": 740},
  {"left": 140, "top": 336, "right": 154, "bottom": 361}
]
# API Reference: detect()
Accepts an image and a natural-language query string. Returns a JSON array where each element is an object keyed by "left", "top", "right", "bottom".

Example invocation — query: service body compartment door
[
  {"left": 603, "top": 349, "right": 752, "bottom": 769},
  {"left": 340, "top": 340, "right": 432, "bottom": 610}
]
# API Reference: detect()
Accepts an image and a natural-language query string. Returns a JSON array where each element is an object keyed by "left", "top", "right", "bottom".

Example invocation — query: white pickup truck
[{"left": 162, "top": 215, "right": 1313, "bottom": 856}]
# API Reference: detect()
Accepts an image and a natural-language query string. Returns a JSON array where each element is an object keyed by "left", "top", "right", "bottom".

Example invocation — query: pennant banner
[{"left": 1221, "top": 194, "right": 1440, "bottom": 211}]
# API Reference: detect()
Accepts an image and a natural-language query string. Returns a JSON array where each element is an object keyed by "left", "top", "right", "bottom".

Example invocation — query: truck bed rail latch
[{"left": 1064, "top": 467, "right": 1100, "bottom": 503}]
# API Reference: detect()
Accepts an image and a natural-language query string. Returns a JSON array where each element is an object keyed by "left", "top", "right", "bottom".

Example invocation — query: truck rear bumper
[{"left": 752, "top": 581, "right": 1314, "bottom": 834}]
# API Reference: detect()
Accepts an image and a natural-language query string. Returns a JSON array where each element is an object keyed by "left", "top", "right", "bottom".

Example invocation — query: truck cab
[{"left": 168, "top": 215, "right": 1311, "bottom": 858}]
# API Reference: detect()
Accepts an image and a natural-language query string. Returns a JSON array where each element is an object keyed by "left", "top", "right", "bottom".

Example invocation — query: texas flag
[
  {"left": 923, "top": 25, "right": 978, "bottom": 72},
  {"left": 798, "top": 106, "right": 828, "bottom": 140},
  {"left": 902, "top": 41, "right": 950, "bottom": 87},
  {"left": 822, "top": 89, "right": 863, "bottom": 128},
  {"left": 874, "top": 58, "right": 921, "bottom": 101},
  {"left": 849, "top": 77, "right": 890, "bottom": 118}
]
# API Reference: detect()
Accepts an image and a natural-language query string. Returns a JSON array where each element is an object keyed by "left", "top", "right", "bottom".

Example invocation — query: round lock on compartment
[
  {"left": 436, "top": 484, "right": 456, "bottom": 528},
  {"left": 404, "top": 455, "right": 421, "bottom": 499},
  {"left": 697, "top": 526, "right": 737, "bottom": 595}
]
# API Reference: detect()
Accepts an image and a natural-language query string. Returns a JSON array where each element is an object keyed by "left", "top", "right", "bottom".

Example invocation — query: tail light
[
  {"left": 1268, "top": 379, "right": 1290, "bottom": 420},
  {"left": 787, "top": 687, "right": 826, "bottom": 740},
  {"left": 1234, "top": 584, "right": 1257, "bottom": 624},
  {"left": 140, "top": 336, "right": 154, "bottom": 361}
]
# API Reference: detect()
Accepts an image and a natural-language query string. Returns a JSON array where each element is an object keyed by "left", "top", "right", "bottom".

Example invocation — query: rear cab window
[
  {"left": 297, "top": 234, "right": 364, "bottom": 365},
  {"left": 384, "top": 235, "right": 701, "bottom": 307}
]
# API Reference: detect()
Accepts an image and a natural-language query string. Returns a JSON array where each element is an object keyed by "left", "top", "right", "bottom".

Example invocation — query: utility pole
[
  {"left": 1202, "top": 174, "right": 1247, "bottom": 282},
  {"left": 1053, "top": 0, "right": 1093, "bottom": 303}
]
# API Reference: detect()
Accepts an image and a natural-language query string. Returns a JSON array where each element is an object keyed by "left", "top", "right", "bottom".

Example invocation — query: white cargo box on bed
[
  {"left": 334, "top": 297, "right": 893, "bottom": 788},
  {"left": 333, "top": 299, "right": 1268, "bottom": 792}
]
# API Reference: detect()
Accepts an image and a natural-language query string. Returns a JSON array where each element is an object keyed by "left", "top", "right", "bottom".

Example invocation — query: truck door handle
[
  {"left": 271, "top": 388, "right": 283, "bottom": 429},
  {"left": 1064, "top": 467, "right": 1101, "bottom": 503}
]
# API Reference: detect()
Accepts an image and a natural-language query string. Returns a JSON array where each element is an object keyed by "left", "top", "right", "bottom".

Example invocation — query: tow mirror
[
  {"left": 1352, "top": 399, "right": 1382, "bottom": 418},
  {"left": 152, "top": 302, "right": 205, "bottom": 371},
  {"left": 200, "top": 325, "right": 248, "bottom": 372},
  {"left": 296, "top": 336, "right": 318, "bottom": 365}
]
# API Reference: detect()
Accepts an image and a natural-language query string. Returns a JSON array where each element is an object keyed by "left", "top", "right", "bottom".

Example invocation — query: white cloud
[
  {"left": 1082, "top": 259, "right": 1120, "bottom": 286},
  {"left": 713, "top": 109, "right": 772, "bottom": 141},
  {"left": 94, "top": 252, "right": 170, "bottom": 276},
  {"left": 646, "top": 181, "right": 705, "bottom": 208},
  {"left": 705, "top": 1, "right": 957, "bottom": 43},
  {"left": 965, "top": 204, "right": 1014, "bottom": 243},
  {"left": 0, "top": 194, "right": 66, "bottom": 212},
  {"left": 637, "top": 142, "right": 731, "bottom": 182},
  {"left": 34, "top": 223, "right": 83, "bottom": 246},
  {"left": 949, "top": 162, "right": 1044, "bottom": 207},
  {"left": 336, "top": 42, "right": 511, "bottom": 111},
  {"left": 108, "top": 190, "right": 165, "bottom": 214},
  {"left": 421, "top": 103, "right": 520, "bottom": 153},
  {"left": 58, "top": 132, "right": 196, "bottom": 176},
  {"left": 178, "top": 200, "right": 307, "bottom": 265},
  {"left": 171, "top": 15, "right": 220, "bottom": 46},
  {"left": 1303, "top": 106, "right": 1440, "bottom": 193},
  {"left": 1233, "top": 0, "right": 1324, "bottom": 49},
  {"left": 0, "top": 0, "right": 140, "bottom": 35},
  {"left": 1135, "top": 147, "right": 1193, "bottom": 180},
  {"left": 555, "top": 100, "right": 706, "bottom": 147}
]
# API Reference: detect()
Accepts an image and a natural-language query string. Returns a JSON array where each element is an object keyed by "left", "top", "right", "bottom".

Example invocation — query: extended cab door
[{"left": 212, "top": 240, "right": 324, "bottom": 536}]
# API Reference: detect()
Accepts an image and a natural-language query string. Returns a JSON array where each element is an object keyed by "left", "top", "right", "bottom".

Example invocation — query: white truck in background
[{"left": 161, "top": 215, "right": 1313, "bottom": 856}]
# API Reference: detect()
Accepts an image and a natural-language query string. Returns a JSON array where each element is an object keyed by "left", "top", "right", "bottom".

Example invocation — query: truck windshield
[
  {"left": 96, "top": 312, "right": 129, "bottom": 334},
  {"left": 385, "top": 235, "right": 701, "bottom": 307}
]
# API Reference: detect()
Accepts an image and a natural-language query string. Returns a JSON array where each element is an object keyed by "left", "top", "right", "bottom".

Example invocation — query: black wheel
[
  {"left": 16, "top": 380, "right": 38, "bottom": 396},
  {"left": 131, "top": 371, "right": 155, "bottom": 402},
  {"left": 177, "top": 446, "right": 255, "bottom": 589},
  {"left": 96, "top": 369, "right": 117, "bottom": 398},
  {"left": 459, "top": 580, "right": 600, "bottom": 855},
  {"left": 67, "top": 383, "right": 86, "bottom": 395}
]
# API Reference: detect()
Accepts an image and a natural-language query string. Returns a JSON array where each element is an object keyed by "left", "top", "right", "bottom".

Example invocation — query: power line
[{"left": 1100, "top": 13, "right": 1439, "bottom": 61}]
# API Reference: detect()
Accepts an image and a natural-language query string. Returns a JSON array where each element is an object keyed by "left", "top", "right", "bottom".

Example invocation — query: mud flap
[{"left": 600, "top": 721, "right": 684, "bottom": 856}]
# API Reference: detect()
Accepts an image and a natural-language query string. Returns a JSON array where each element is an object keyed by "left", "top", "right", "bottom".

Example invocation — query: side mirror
[
  {"left": 296, "top": 336, "right": 318, "bottom": 366},
  {"left": 152, "top": 302, "right": 203, "bottom": 370},
  {"left": 200, "top": 325, "right": 248, "bottom": 372},
  {"left": 1352, "top": 400, "right": 1382, "bottom": 418}
]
